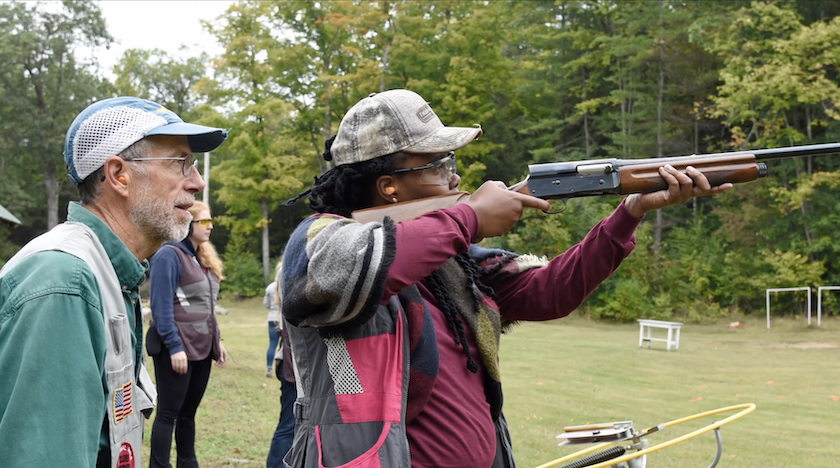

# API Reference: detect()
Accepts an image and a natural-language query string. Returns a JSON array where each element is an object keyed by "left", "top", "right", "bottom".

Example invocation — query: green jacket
[{"left": 0, "top": 202, "right": 147, "bottom": 468}]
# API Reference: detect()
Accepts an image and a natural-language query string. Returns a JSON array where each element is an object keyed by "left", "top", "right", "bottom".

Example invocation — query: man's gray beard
[{"left": 129, "top": 183, "right": 190, "bottom": 245}]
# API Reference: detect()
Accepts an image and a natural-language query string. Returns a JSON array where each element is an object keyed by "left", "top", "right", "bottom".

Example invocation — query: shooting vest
[
  {"left": 148, "top": 243, "right": 221, "bottom": 361},
  {"left": 0, "top": 221, "right": 156, "bottom": 468}
]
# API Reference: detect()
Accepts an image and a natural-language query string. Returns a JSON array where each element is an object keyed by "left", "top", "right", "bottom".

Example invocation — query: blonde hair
[
  {"left": 188, "top": 201, "right": 225, "bottom": 280},
  {"left": 273, "top": 256, "right": 283, "bottom": 308}
]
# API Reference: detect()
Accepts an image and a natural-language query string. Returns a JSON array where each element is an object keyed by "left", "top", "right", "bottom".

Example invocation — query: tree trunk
[
  {"left": 322, "top": 56, "right": 333, "bottom": 172},
  {"left": 653, "top": 3, "right": 666, "bottom": 254},
  {"left": 784, "top": 111, "right": 813, "bottom": 250},
  {"left": 805, "top": 107, "right": 813, "bottom": 174},
  {"left": 380, "top": 42, "right": 391, "bottom": 93},
  {"left": 619, "top": 74, "right": 628, "bottom": 158},
  {"left": 262, "top": 199, "right": 270, "bottom": 283},
  {"left": 581, "top": 67, "right": 590, "bottom": 158},
  {"left": 380, "top": 6, "right": 393, "bottom": 93},
  {"left": 692, "top": 106, "right": 699, "bottom": 215},
  {"left": 44, "top": 164, "right": 60, "bottom": 229}
]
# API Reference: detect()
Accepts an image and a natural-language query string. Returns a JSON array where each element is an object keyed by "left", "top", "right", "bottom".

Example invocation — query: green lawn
[{"left": 142, "top": 299, "right": 840, "bottom": 467}]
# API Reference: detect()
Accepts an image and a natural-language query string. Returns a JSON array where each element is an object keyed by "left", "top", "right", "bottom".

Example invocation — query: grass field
[{"left": 142, "top": 298, "right": 840, "bottom": 467}]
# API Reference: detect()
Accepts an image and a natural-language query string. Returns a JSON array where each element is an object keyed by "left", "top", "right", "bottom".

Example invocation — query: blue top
[{"left": 148, "top": 239, "right": 197, "bottom": 354}]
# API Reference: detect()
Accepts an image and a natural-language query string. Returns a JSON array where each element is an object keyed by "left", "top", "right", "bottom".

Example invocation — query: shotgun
[{"left": 352, "top": 142, "right": 840, "bottom": 223}]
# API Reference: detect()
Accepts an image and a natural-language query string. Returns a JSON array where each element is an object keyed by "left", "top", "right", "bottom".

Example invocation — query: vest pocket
[
  {"left": 176, "top": 318, "right": 210, "bottom": 334},
  {"left": 109, "top": 314, "right": 130, "bottom": 355},
  {"left": 105, "top": 363, "right": 141, "bottom": 442},
  {"left": 315, "top": 421, "right": 390, "bottom": 468}
]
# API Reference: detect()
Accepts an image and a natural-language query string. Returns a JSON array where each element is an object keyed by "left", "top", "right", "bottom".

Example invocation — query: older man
[{"left": 0, "top": 97, "right": 227, "bottom": 468}]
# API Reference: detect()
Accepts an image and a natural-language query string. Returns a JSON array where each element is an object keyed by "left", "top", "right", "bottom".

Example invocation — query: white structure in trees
[{"left": 765, "top": 287, "right": 811, "bottom": 329}]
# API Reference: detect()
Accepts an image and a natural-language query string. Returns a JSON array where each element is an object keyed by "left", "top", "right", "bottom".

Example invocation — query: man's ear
[{"left": 102, "top": 156, "right": 131, "bottom": 198}]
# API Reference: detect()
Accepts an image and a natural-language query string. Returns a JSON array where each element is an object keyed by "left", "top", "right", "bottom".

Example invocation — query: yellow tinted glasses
[{"left": 193, "top": 218, "right": 213, "bottom": 228}]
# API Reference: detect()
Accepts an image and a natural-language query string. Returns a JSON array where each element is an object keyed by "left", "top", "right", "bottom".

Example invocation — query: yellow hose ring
[{"left": 534, "top": 403, "right": 756, "bottom": 468}]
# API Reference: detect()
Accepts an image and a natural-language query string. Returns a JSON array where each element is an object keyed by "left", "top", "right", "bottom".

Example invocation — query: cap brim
[
  {"left": 146, "top": 122, "right": 228, "bottom": 153},
  {"left": 405, "top": 126, "right": 482, "bottom": 154}
]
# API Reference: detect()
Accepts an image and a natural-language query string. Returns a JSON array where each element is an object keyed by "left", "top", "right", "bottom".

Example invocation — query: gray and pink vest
[
  {"left": 285, "top": 296, "right": 411, "bottom": 468},
  {"left": 280, "top": 214, "right": 518, "bottom": 468},
  {"left": 283, "top": 291, "right": 515, "bottom": 468}
]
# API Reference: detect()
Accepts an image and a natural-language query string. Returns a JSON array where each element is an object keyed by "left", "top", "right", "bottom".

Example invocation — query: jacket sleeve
[
  {"left": 384, "top": 203, "right": 477, "bottom": 296},
  {"left": 263, "top": 283, "right": 275, "bottom": 310},
  {"left": 282, "top": 204, "right": 479, "bottom": 329},
  {"left": 149, "top": 247, "right": 184, "bottom": 354},
  {"left": 0, "top": 252, "right": 107, "bottom": 467},
  {"left": 493, "top": 199, "right": 642, "bottom": 321},
  {"left": 281, "top": 214, "right": 397, "bottom": 328}
]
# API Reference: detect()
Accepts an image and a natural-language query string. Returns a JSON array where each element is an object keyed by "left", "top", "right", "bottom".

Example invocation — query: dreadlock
[
  {"left": 423, "top": 264, "right": 479, "bottom": 373},
  {"left": 308, "top": 135, "right": 406, "bottom": 217},
  {"left": 309, "top": 134, "right": 497, "bottom": 374},
  {"left": 455, "top": 254, "right": 497, "bottom": 300},
  {"left": 422, "top": 253, "right": 498, "bottom": 374}
]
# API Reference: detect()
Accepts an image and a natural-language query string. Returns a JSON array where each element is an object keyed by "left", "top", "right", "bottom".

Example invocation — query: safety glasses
[
  {"left": 130, "top": 155, "right": 198, "bottom": 177},
  {"left": 391, "top": 152, "right": 456, "bottom": 186},
  {"left": 192, "top": 218, "right": 213, "bottom": 228}
]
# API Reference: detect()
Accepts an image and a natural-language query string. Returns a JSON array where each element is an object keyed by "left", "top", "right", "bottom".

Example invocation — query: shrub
[{"left": 221, "top": 240, "right": 265, "bottom": 299}]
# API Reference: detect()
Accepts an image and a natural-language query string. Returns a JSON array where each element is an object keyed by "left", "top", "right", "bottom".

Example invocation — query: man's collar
[{"left": 67, "top": 202, "right": 148, "bottom": 289}]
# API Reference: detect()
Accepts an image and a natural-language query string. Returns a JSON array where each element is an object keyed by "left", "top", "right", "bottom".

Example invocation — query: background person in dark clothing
[
  {"left": 266, "top": 259, "right": 297, "bottom": 467},
  {"left": 147, "top": 200, "right": 228, "bottom": 468}
]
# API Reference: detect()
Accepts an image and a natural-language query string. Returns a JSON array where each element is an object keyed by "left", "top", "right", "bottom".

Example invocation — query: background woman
[
  {"left": 147, "top": 200, "right": 228, "bottom": 468},
  {"left": 265, "top": 258, "right": 297, "bottom": 467},
  {"left": 263, "top": 265, "right": 281, "bottom": 378}
]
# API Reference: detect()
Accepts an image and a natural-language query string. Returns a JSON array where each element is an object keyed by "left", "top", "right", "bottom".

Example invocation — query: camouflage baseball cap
[{"left": 329, "top": 90, "right": 482, "bottom": 166}]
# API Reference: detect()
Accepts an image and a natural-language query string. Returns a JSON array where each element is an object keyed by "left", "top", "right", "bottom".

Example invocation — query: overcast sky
[{"left": 95, "top": 1, "right": 234, "bottom": 76}]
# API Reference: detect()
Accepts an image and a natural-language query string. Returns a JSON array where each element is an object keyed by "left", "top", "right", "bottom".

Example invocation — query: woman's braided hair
[
  {"left": 311, "top": 135, "right": 495, "bottom": 373},
  {"left": 308, "top": 136, "right": 403, "bottom": 217}
]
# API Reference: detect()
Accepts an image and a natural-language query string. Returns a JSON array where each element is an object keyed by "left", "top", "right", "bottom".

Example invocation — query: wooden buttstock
[
  {"left": 619, "top": 154, "right": 761, "bottom": 194},
  {"left": 352, "top": 191, "right": 472, "bottom": 223}
]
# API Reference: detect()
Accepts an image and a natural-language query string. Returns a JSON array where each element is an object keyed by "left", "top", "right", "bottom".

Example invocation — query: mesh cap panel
[
  {"left": 72, "top": 106, "right": 167, "bottom": 181},
  {"left": 63, "top": 96, "right": 228, "bottom": 186}
]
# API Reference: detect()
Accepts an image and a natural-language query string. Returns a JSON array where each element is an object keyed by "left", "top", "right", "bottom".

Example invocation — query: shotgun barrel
[
  {"left": 354, "top": 142, "right": 840, "bottom": 222},
  {"left": 517, "top": 142, "right": 840, "bottom": 200}
]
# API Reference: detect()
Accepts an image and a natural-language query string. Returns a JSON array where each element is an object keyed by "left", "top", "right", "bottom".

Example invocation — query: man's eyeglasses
[
  {"left": 129, "top": 155, "right": 198, "bottom": 177},
  {"left": 192, "top": 218, "right": 213, "bottom": 228},
  {"left": 391, "top": 152, "right": 457, "bottom": 186}
]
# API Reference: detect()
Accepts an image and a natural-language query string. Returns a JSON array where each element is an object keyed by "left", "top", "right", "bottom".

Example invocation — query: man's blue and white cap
[{"left": 64, "top": 96, "right": 228, "bottom": 186}]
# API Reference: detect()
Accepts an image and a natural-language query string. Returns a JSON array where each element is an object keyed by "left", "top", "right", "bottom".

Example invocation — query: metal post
[
  {"left": 203, "top": 152, "right": 210, "bottom": 205},
  {"left": 818, "top": 288, "right": 822, "bottom": 327},
  {"left": 817, "top": 286, "right": 840, "bottom": 327},
  {"left": 765, "top": 287, "right": 811, "bottom": 329},
  {"left": 766, "top": 290, "right": 771, "bottom": 330},
  {"left": 808, "top": 290, "right": 812, "bottom": 325}
]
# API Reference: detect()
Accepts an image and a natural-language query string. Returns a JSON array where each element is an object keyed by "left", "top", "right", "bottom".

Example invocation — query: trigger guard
[{"left": 543, "top": 199, "right": 568, "bottom": 214}]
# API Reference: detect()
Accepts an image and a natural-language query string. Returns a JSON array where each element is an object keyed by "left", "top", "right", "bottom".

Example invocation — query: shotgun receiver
[{"left": 352, "top": 142, "right": 840, "bottom": 223}]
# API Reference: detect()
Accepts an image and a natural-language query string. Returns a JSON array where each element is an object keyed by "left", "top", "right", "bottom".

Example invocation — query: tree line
[{"left": 2, "top": 0, "right": 839, "bottom": 320}]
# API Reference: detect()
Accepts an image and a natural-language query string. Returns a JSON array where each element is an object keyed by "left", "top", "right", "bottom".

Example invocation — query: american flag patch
[{"left": 113, "top": 381, "right": 133, "bottom": 424}]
